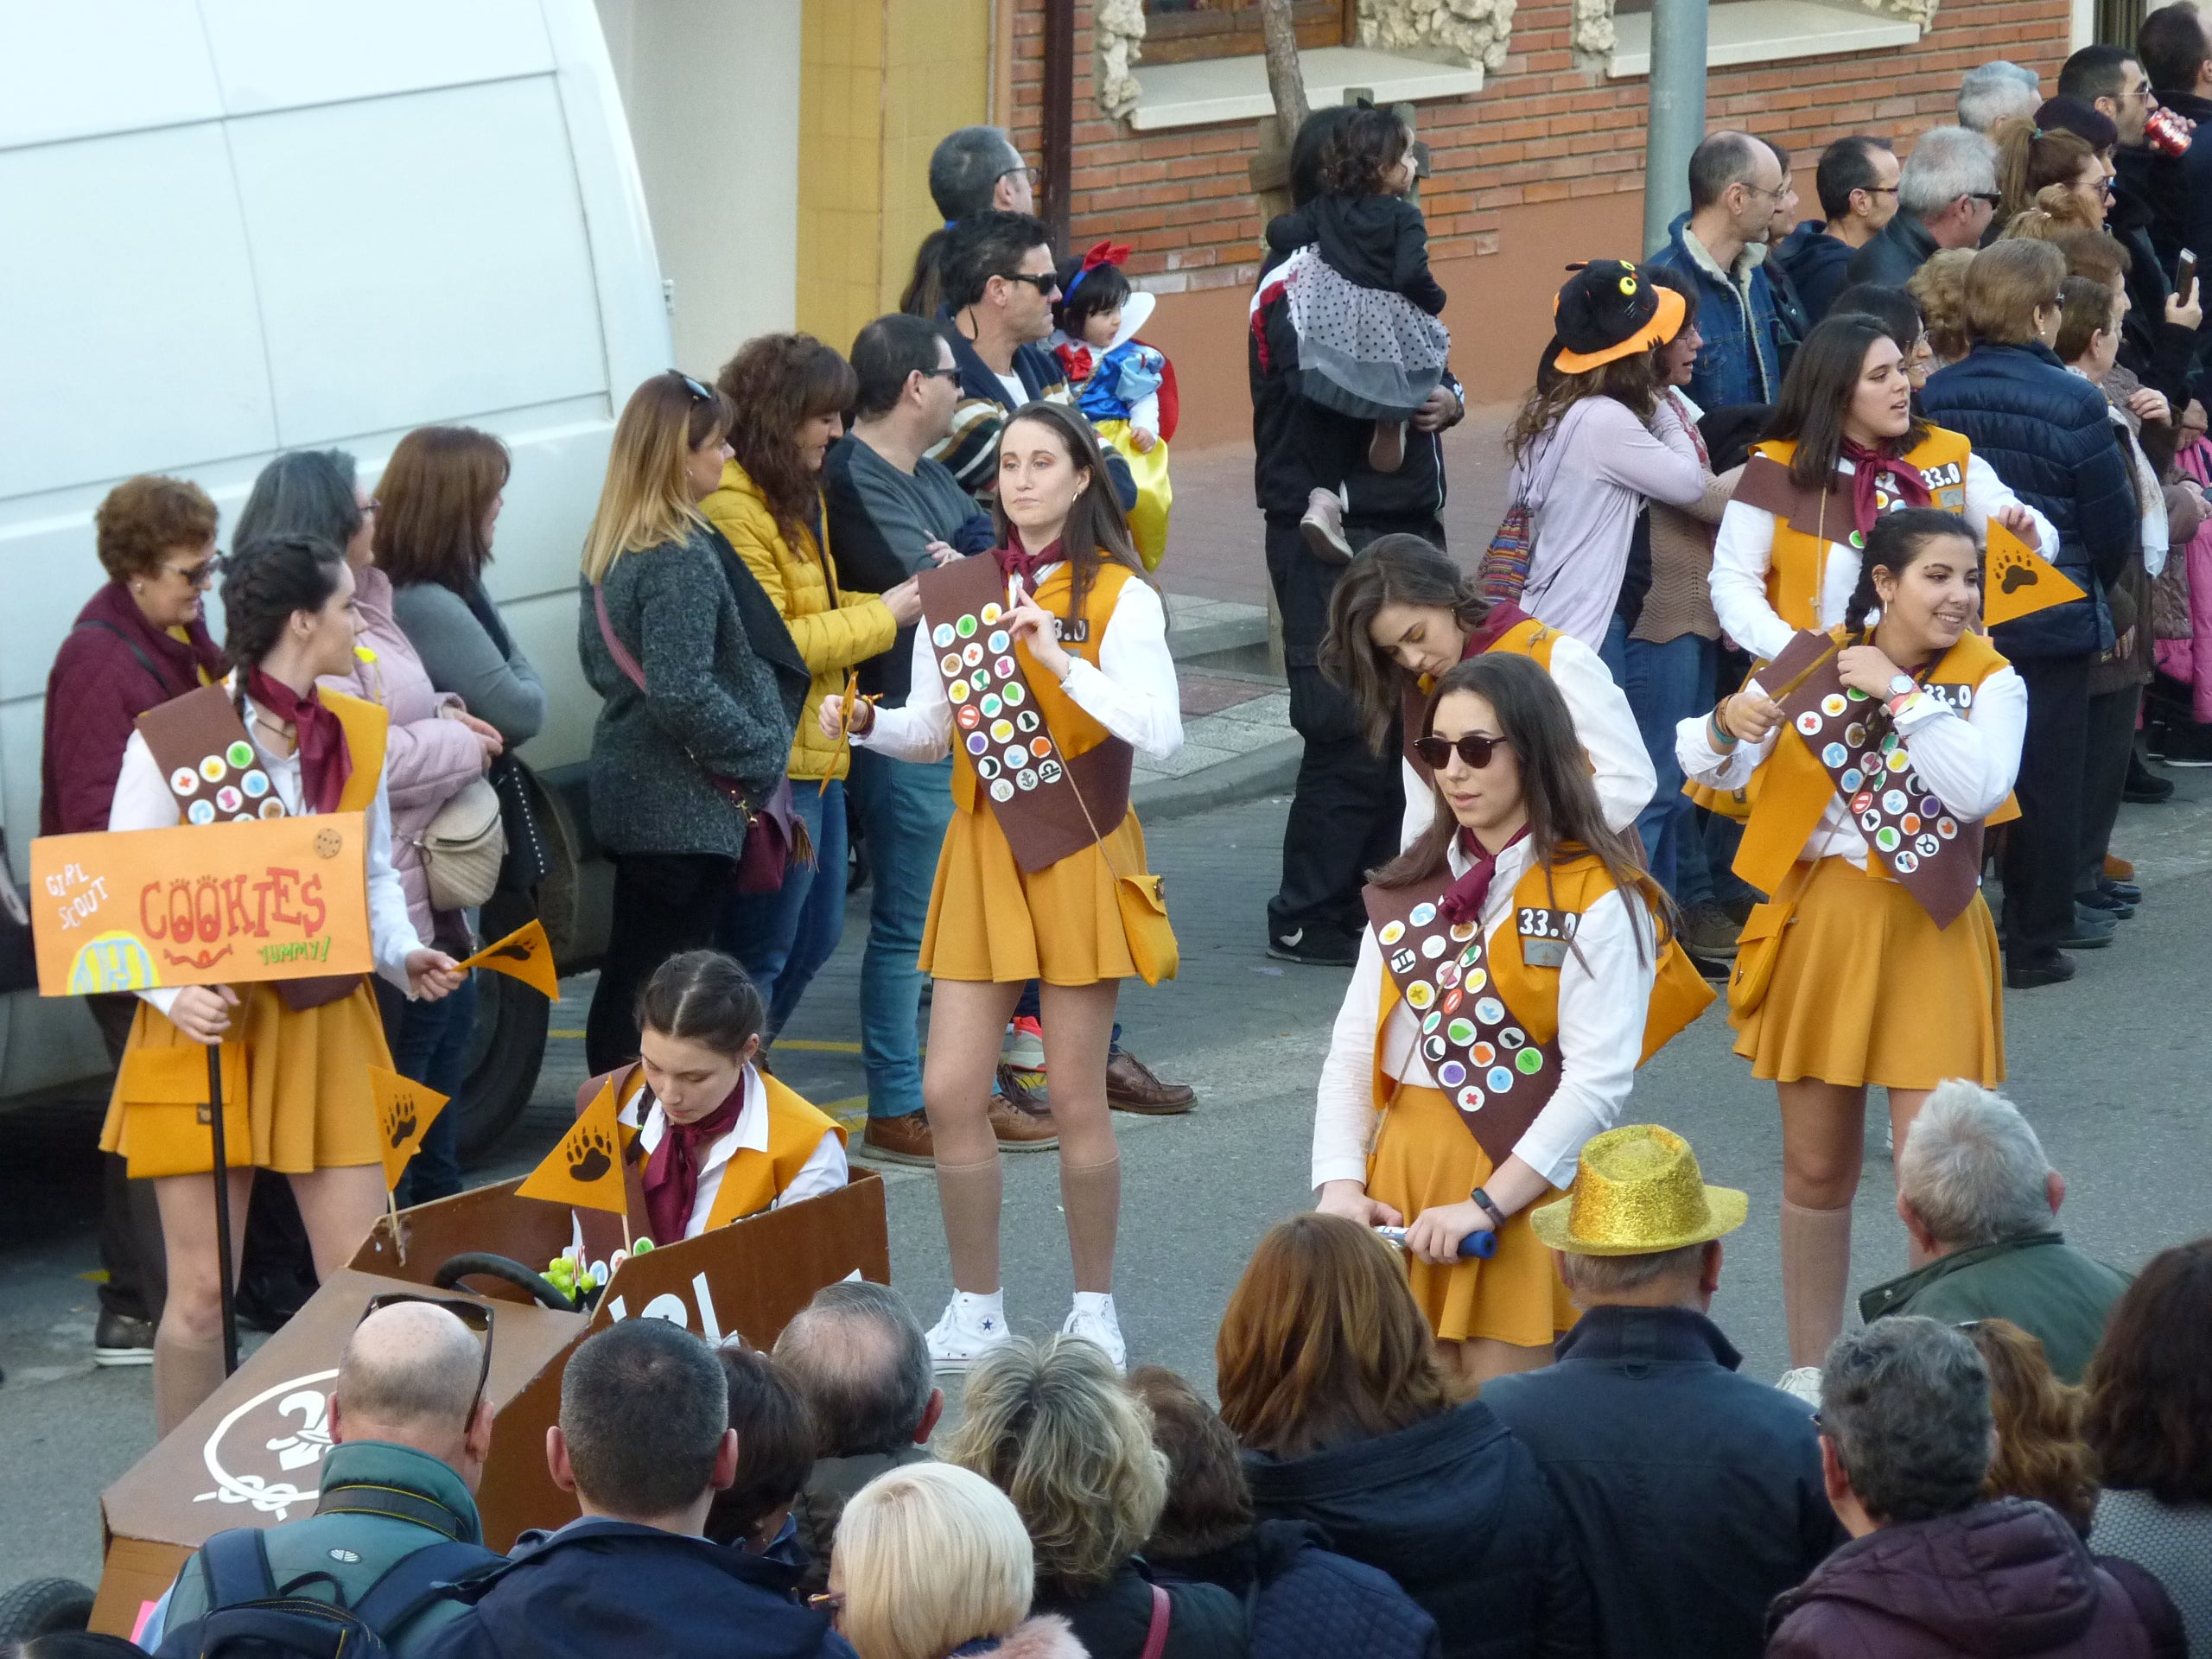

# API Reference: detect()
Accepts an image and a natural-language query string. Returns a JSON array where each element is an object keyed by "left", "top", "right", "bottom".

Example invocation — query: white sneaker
[
  {"left": 1061, "top": 1292, "right": 1127, "bottom": 1372},
  {"left": 1001, "top": 1016, "right": 1046, "bottom": 1071},
  {"left": 1777, "top": 1365, "right": 1824, "bottom": 1406},
  {"left": 927, "top": 1291, "right": 1012, "bottom": 1371}
]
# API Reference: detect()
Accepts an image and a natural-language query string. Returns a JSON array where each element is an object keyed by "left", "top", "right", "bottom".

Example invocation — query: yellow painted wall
[{"left": 797, "top": 0, "right": 993, "bottom": 353}]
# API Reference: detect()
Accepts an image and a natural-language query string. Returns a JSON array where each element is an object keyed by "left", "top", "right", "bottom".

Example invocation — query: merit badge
[
  {"left": 1516, "top": 1048, "right": 1544, "bottom": 1075},
  {"left": 1421, "top": 1008, "right": 1442, "bottom": 1034},
  {"left": 1437, "top": 1060, "right": 1467, "bottom": 1088},
  {"left": 990, "top": 779, "right": 1014, "bottom": 802},
  {"left": 187, "top": 799, "right": 216, "bottom": 824},
  {"left": 957, "top": 704, "right": 981, "bottom": 731},
  {"left": 1016, "top": 768, "right": 1039, "bottom": 790},
  {"left": 979, "top": 694, "right": 1002, "bottom": 717},
  {"left": 216, "top": 785, "right": 242, "bottom": 814},
  {"left": 1405, "top": 981, "right": 1435, "bottom": 1010},
  {"left": 1916, "top": 833, "right": 1940, "bottom": 857},
  {"left": 1457, "top": 1086, "right": 1485, "bottom": 1112},
  {"left": 988, "top": 630, "right": 1009, "bottom": 652},
  {"left": 976, "top": 756, "right": 1000, "bottom": 780},
  {"left": 1822, "top": 743, "right": 1848, "bottom": 768},
  {"left": 1488, "top": 1067, "right": 1516, "bottom": 1094},
  {"left": 1421, "top": 935, "right": 1446, "bottom": 960},
  {"left": 969, "top": 667, "right": 990, "bottom": 691},
  {"left": 1498, "top": 1027, "right": 1526, "bottom": 1050},
  {"left": 995, "top": 655, "right": 1017, "bottom": 677},
  {"left": 956, "top": 614, "right": 977, "bottom": 639},
  {"left": 1423, "top": 1034, "right": 1448, "bottom": 1062},
  {"left": 169, "top": 767, "right": 200, "bottom": 796},
  {"left": 1821, "top": 694, "right": 1847, "bottom": 717},
  {"left": 1840, "top": 768, "right": 1864, "bottom": 792},
  {"left": 932, "top": 624, "right": 955, "bottom": 647},
  {"left": 1795, "top": 712, "right": 1823, "bottom": 736},
  {"left": 1015, "top": 709, "right": 1040, "bottom": 733},
  {"left": 1474, "top": 996, "right": 1505, "bottom": 1025},
  {"left": 1378, "top": 919, "right": 1406, "bottom": 947},
  {"left": 1446, "top": 1017, "right": 1476, "bottom": 1046},
  {"left": 1449, "top": 921, "right": 1477, "bottom": 943},
  {"left": 1038, "top": 759, "right": 1062, "bottom": 783},
  {"left": 1874, "top": 825, "right": 1902, "bottom": 853},
  {"left": 1409, "top": 902, "right": 1439, "bottom": 926},
  {"left": 1030, "top": 736, "right": 1052, "bottom": 758},
  {"left": 199, "top": 755, "right": 226, "bottom": 783},
  {"left": 1002, "top": 747, "right": 1026, "bottom": 770},
  {"left": 259, "top": 798, "right": 284, "bottom": 818},
  {"left": 1844, "top": 722, "right": 1867, "bottom": 747},
  {"left": 1882, "top": 789, "right": 1907, "bottom": 816},
  {"left": 1389, "top": 948, "right": 1418, "bottom": 975},
  {"left": 226, "top": 741, "right": 254, "bottom": 769},
  {"left": 1936, "top": 816, "right": 1959, "bottom": 839},
  {"left": 965, "top": 732, "right": 989, "bottom": 755},
  {"left": 942, "top": 653, "right": 963, "bottom": 677},
  {"left": 1894, "top": 850, "right": 1920, "bottom": 873},
  {"left": 963, "top": 642, "right": 984, "bottom": 667},
  {"left": 989, "top": 719, "right": 1014, "bottom": 742},
  {"left": 1436, "top": 961, "right": 1462, "bottom": 990},
  {"left": 1859, "top": 809, "right": 1883, "bottom": 833},
  {"left": 1002, "top": 683, "right": 1026, "bottom": 706},
  {"left": 981, "top": 603, "right": 1002, "bottom": 625},
  {"left": 949, "top": 679, "right": 969, "bottom": 702}
]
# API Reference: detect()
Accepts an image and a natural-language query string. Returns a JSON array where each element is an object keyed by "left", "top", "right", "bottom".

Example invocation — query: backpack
[{"left": 154, "top": 1529, "right": 500, "bottom": 1659}]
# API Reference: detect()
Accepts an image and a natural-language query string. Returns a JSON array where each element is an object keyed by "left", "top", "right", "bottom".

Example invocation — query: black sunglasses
[
  {"left": 359, "top": 1293, "right": 495, "bottom": 1421},
  {"left": 1969, "top": 192, "right": 2003, "bottom": 207},
  {"left": 918, "top": 365, "right": 962, "bottom": 382},
  {"left": 1000, "top": 270, "right": 1060, "bottom": 296},
  {"left": 1413, "top": 733, "right": 1512, "bottom": 772}
]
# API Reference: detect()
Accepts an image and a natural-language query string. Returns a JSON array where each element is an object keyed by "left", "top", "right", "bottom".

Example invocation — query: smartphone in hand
[{"left": 2180, "top": 249, "right": 2198, "bottom": 308}]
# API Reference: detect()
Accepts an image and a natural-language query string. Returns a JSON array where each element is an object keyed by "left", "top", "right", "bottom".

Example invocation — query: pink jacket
[
  {"left": 2158, "top": 440, "right": 2212, "bottom": 723},
  {"left": 321, "top": 563, "right": 486, "bottom": 938}
]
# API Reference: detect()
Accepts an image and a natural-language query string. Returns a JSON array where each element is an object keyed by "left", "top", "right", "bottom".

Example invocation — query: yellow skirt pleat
[{"left": 920, "top": 800, "right": 1154, "bottom": 986}]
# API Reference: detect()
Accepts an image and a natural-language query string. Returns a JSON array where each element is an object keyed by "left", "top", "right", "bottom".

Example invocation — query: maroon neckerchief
[
  {"left": 244, "top": 667, "right": 352, "bottom": 814},
  {"left": 1440, "top": 824, "right": 1530, "bottom": 925},
  {"left": 994, "top": 531, "right": 1065, "bottom": 594},
  {"left": 1840, "top": 440, "right": 1932, "bottom": 538},
  {"left": 642, "top": 1080, "right": 747, "bottom": 1245},
  {"left": 1459, "top": 599, "right": 1533, "bottom": 662}
]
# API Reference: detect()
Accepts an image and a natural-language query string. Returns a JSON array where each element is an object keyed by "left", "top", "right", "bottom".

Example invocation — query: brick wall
[{"left": 1004, "top": 0, "right": 2073, "bottom": 436}]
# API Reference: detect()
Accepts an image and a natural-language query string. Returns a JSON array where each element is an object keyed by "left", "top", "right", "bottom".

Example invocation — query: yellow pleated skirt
[
  {"left": 1732, "top": 856, "right": 2005, "bottom": 1089},
  {"left": 920, "top": 799, "right": 1153, "bottom": 985},
  {"left": 99, "top": 980, "right": 395, "bottom": 1179},
  {"left": 1366, "top": 1084, "right": 1576, "bottom": 1348}
]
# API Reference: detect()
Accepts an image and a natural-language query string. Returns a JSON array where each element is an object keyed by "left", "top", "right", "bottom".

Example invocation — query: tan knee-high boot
[
  {"left": 1779, "top": 1199, "right": 1853, "bottom": 1370},
  {"left": 154, "top": 1324, "right": 228, "bottom": 1437},
  {"left": 1059, "top": 1154, "right": 1122, "bottom": 1294},
  {"left": 934, "top": 1154, "right": 1003, "bottom": 1294}
]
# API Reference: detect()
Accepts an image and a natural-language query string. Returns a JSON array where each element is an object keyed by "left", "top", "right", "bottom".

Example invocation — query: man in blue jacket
[
  {"left": 1484, "top": 1127, "right": 1846, "bottom": 1659},
  {"left": 1771, "top": 136, "right": 1900, "bottom": 325},
  {"left": 427, "top": 1319, "right": 854, "bottom": 1659},
  {"left": 1918, "top": 239, "right": 2139, "bottom": 988},
  {"left": 1645, "top": 130, "right": 1786, "bottom": 410}
]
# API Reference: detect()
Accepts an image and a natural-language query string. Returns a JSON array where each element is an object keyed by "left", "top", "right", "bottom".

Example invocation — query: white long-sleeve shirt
[
  {"left": 1674, "top": 664, "right": 2026, "bottom": 869},
  {"left": 1400, "top": 632, "right": 1655, "bottom": 847},
  {"left": 618, "top": 1064, "right": 847, "bottom": 1236},
  {"left": 1709, "top": 454, "right": 2059, "bottom": 663},
  {"left": 857, "top": 563, "right": 1184, "bottom": 763},
  {"left": 107, "top": 697, "right": 424, "bottom": 1017},
  {"left": 1311, "top": 836, "right": 1656, "bottom": 1193}
]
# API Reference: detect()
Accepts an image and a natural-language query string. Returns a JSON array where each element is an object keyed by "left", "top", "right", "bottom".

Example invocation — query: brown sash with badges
[
  {"left": 1361, "top": 880, "right": 1561, "bottom": 1166},
  {"left": 137, "top": 684, "right": 355, "bottom": 1010},
  {"left": 1763, "top": 628, "right": 1986, "bottom": 929},
  {"left": 916, "top": 553, "right": 1131, "bottom": 874}
]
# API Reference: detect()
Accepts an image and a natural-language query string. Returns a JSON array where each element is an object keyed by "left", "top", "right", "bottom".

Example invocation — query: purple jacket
[
  {"left": 321, "top": 563, "right": 486, "bottom": 938},
  {"left": 41, "top": 581, "right": 226, "bottom": 836},
  {"left": 1764, "top": 1498, "right": 2183, "bottom": 1658}
]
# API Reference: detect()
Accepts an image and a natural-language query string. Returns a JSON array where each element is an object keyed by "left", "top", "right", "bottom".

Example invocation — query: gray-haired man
[
  {"left": 1847, "top": 127, "right": 1999, "bottom": 287},
  {"left": 1859, "top": 1080, "right": 2129, "bottom": 1382}
]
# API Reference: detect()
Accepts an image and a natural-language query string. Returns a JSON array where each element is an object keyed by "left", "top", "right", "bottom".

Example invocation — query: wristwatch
[
  {"left": 1886, "top": 673, "right": 1917, "bottom": 700},
  {"left": 1469, "top": 1186, "right": 1509, "bottom": 1230}
]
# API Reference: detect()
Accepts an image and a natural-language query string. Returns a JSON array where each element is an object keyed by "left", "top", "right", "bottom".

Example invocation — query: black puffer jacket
[
  {"left": 1033, "top": 1560, "right": 1247, "bottom": 1659},
  {"left": 1243, "top": 1402, "right": 1593, "bottom": 1659},
  {"left": 1918, "top": 342, "right": 2135, "bottom": 658},
  {"left": 1153, "top": 1519, "right": 1440, "bottom": 1659}
]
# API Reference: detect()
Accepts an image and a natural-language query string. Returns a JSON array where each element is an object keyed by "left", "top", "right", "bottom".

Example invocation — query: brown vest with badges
[
  {"left": 1733, "top": 626, "right": 2017, "bottom": 928},
  {"left": 1363, "top": 853, "right": 1712, "bottom": 1165},
  {"left": 1401, "top": 613, "right": 1564, "bottom": 784},
  {"left": 136, "top": 682, "right": 389, "bottom": 1009},
  {"left": 918, "top": 552, "right": 1138, "bottom": 872}
]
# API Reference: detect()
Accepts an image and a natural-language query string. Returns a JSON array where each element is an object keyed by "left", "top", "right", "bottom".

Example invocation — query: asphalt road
[{"left": 4, "top": 781, "right": 2211, "bottom": 1599}]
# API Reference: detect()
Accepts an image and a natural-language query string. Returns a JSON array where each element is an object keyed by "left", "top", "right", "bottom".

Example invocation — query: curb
[{"left": 1131, "top": 734, "right": 1303, "bottom": 825}]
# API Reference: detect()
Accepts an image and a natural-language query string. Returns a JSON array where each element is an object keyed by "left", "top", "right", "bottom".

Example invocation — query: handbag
[
  {"left": 1064, "top": 750, "right": 1179, "bottom": 987},
  {"left": 1476, "top": 497, "right": 1537, "bottom": 608},
  {"left": 592, "top": 582, "right": 805, "bottom": 893},
  {"left": 1726, "top": 859, "right": 1814, "bottom": 1018},
  {"left": 416, "top": 775, "right": 507, "bottom": 912}
]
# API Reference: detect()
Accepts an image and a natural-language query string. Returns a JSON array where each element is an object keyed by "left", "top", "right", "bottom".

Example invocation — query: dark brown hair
[
  {"left": 1965, "top": 238, "right": 2068, "bottom": 346},
  {"left": 1374, "top": 654, "right": 1672, "bottom": 958},
  {"left": 1216, "top": 1214, "right": 1457, "bottom": 1459},
  {"left": 1319, "top": 533, "right": 1491, "bottom": 752},
  {"left": 372, "top": 426, "right": 512, "bottom": 590},
  {"left": 703, "top": 1342, "right": 816, "bottom": 1548},
  {"left": 636, "top": 949, "right": 766, "bottom": 1060},
  {"left": 2083, "top": 1237, "right": 2212, "bottom": 1504},
  {"left": 95, "top": 474, "right": 219, "bottom": 582},
  {"left": 1766, "top": 313, "right": 1930, "bottom": 491},
  {"left": 2053, "top": 274, "right": 2120, "bottom": 364},
  {"left": 1841, "top": 507, "right": 1980, "bottom": 639},
  {"left": 715, "top": 334, "right": 858, "bottom": 545},
  {"left": 1992, "top": 117, "right": 2099, "bottom": 227},
  {"left": 1507, "top": 347, "right": 1666, "bottom": 467},
  {"left": 1318, "top": 105, "right": 1412, "bottom": 196},
  {"left": 1964, "top": 1319, "right": 2099, "bottom": 1535},
  {"left": 1125, "top": 1367, "right": 1255, "bottom": 1561},
  {"left": 992, "top": 401, "right": 1148, "bottom": 622}
]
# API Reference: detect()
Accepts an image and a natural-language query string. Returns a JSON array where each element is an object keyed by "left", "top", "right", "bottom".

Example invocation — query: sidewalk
[{"left": 1141, "top": 401, "right": 1519, "bottom": 822}]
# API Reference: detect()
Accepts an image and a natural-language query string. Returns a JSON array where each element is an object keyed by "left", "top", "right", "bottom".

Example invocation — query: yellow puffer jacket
[{"left": 702, "top": 457, "right": 897, "bottom": 782}]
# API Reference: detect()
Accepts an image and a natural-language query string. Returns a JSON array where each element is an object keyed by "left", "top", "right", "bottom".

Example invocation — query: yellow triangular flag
[
  {"left": 457, "top": 918, "right": 560, "bottom": 1000},
  {"left": 1983, "top": 519, "right": 2087, "bottom": 627},
  {"left": 370, "top": 1066, "right": 448, "bottom": 1192},
  {"left": 516, "top": 1077, "right": 630, "bottom": 1214}
]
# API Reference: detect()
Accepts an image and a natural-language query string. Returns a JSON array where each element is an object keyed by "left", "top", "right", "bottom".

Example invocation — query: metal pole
[
  {"left": 1643, "top": 0, "right": 1709, "bottom": 257},
  {"left": 207, "top": 1043, "right": 239, "bottom": 1375}
]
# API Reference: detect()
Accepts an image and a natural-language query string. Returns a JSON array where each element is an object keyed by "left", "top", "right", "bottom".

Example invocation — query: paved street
[{"left": 4, "top": 779, "right": 2211, "bottom": 1598}]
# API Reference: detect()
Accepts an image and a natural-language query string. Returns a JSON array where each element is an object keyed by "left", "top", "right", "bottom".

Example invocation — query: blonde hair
[
  {"left": 941, "top": 1335, "right": 1167, "bottom": 1592},
  {"left": 835, "top": 1464, "right": 1033, "bottom": 1659},
  {"left": 581, "top": 371, "right": 734, "bottom": 582},
  {"left": 1908, "top": 248, "right": 1978, "bottom": 363}
]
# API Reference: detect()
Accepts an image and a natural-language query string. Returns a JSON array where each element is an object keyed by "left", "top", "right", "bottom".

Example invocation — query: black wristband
[{"left": 1469, "top": 1186, "right": 1509, "bottom": 1230}]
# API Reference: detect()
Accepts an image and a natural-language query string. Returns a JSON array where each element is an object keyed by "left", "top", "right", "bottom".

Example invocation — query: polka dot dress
[{"left": 1281, "top": 244, "right": 1452, "bottom": 420}]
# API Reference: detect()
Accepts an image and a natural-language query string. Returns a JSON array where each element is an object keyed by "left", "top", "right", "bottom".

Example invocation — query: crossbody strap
[
  {"left": 75, "top": 619, "right": 175, "bottom": 694},
  {"left": 1139, "top": 1583, "right": 1172, "bottom": 1659},
  {"left": 592, "top": 584, "right": 648, "bottom": 692}
]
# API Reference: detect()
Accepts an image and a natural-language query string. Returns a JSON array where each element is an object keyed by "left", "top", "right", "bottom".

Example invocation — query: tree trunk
[{"left": 1258, "top": 0, "right": 1311, "bottom": 133}]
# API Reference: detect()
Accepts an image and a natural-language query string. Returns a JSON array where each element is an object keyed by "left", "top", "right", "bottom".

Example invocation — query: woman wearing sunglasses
[
  {"left": 1679, "top": 507, "right": 2023, "bottom": 1394},
  {"left": 1310, "top": 652, "right": 1710, "bottom": 1384}
]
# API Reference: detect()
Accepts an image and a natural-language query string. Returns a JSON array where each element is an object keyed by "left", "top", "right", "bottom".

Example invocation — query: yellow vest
[
  {"left": 1754, "top": 429, "right": 1973, "bottom": 630},
  {"left": 321, "top": 690, "right": 389, "bottom": 814},
  {"left": 613, "top": 1065, "right": 848, "bottom": 1229}
]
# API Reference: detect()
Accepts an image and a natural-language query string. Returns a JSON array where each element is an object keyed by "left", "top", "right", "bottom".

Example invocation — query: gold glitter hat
[{"left": 1529, "top": 1124, "right": 1748, "bottom": 1255}]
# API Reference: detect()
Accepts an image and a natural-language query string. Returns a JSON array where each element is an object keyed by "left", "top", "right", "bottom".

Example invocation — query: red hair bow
[{"left": 1065, "top": 239, "right": 1132, "bottom": 302}]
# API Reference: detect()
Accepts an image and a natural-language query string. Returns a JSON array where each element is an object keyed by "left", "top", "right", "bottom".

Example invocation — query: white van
[{"left": 0, "top": 1, "right": 668, "bottom": 1132}]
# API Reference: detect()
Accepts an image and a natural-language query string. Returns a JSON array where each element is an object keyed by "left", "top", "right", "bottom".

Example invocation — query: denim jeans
[
  {"left": 1621, "top": 632, "right": 1715, "bottom": 899},
  {"left": 846, "top": 751, "right": 954, "bottom": 1120},
  {"left": 718, "top": 777, "right": 850, "bottom": 1039},
  {"left": 391, "top": 973, "right": 477, "bottom": 1206}
]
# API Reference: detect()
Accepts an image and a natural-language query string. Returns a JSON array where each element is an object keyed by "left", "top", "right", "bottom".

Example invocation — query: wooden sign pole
[{"left": 206, "top": 1044, "right": 240, "bottom": 1375}]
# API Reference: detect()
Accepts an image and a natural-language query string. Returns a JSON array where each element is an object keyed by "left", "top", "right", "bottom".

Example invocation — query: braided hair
[{"left": 219, "top": 532, "right": 347, "bottom": 722}]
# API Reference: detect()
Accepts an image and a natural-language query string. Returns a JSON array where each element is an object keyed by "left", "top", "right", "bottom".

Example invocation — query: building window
[{"left": 1141, "top": 0, "right": 1357, "bottom": 65}]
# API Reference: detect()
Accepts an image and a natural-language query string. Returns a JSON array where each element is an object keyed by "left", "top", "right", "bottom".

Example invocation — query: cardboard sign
[{"left": 30, "top": 814, "right": 372, "bottom": 996}]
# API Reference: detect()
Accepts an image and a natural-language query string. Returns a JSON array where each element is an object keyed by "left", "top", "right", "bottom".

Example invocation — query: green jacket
[
  {"left": 1858, "top": 1230, "right": 2131, "bottom": 1382},
  {"left": 158, "top": 1440, "right": 495, "bottom": 1656}
]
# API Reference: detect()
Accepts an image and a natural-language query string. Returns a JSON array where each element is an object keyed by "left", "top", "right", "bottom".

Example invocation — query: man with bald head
[
  {"left": 149, "top": 1298, "right": 500, "bottom": 1654},
  {"left": 1647, "top": 130, "right": 1788, "bottom": 408}
]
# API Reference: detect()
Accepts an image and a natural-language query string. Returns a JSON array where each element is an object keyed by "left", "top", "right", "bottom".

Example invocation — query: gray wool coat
[{"left": 578, "top": 524, "right": 807, "bottom": 859}]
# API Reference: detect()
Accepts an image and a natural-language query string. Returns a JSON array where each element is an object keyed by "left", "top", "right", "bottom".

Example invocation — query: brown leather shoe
[
  {"left": 861, "top": 1110, "right": 935, "bottom": 1166},
  {"left": 989, "top": 1076, "right": 1059, "bottom": 1151},
  {"left": 1105, "top": 1048, "right": 1195, "bottom": 1114}
]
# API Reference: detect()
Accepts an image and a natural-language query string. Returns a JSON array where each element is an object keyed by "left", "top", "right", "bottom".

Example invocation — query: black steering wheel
[{"left": 432, "top": 1252, "right": 577, "bottom": 1313}]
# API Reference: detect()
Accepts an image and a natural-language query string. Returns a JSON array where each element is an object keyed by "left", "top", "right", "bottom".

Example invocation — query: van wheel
[
  {"left": 0, "top": 1577, "right": 95, "bottom": 1640},
  {"left": 454, "top": 893, "right": 551, "bottom": 1163}
]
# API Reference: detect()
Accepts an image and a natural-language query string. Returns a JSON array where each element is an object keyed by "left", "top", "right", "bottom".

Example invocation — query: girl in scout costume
[
  {"left": 100, "top": 533, "right": 464, "bottom": 1433},
  {"left": 578, "top": 950, "right": 847, "bottom": 1246},
  {"left": 826, "top": 401, "right": 1181, "bottom": 1372},
  {"left": 1708, "top": 312, "right": 2054, "bottom": 664},
  {"left": 1321, "top": 531, "right": 1655, "bottom": 848},
  {"left": 1310, "top": 652, "right": 1710, "bottom": 1386},
  {"left": 1677, "top": 507, "right": 2024, "bottom": 1383}
]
